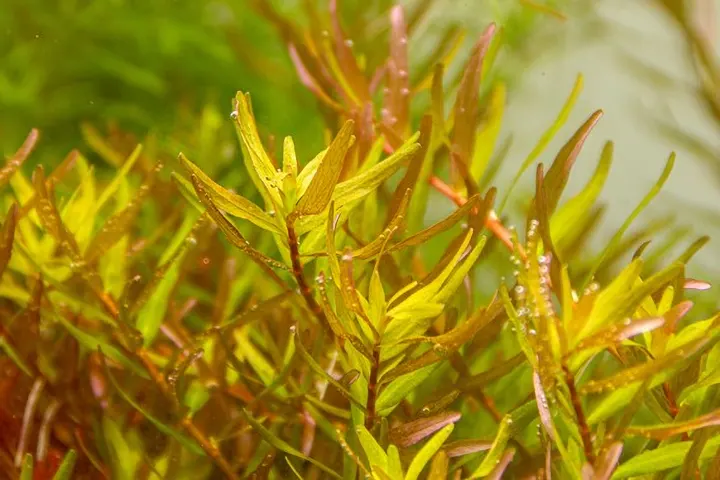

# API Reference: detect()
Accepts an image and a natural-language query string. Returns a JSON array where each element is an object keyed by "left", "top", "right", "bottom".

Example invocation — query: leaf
[
  {"left": 354, "top": 189, "right": 411, "bottom": 260},
  {"left": 332, "top": 135, "right": 420, "bottom": 209},
  {"left": 52, "top": 450, "right": 77, "bottom": 480},
  {"left": 0, "top": 335, "right": 33, "bottom": 377},
  {"left": 189, "top": 174, "right": 289, "bottom": 272},
  {"left": 85, "top": 162, "right": 160, "bottom": 263},
  {"left": 551, "top": 141, "right": 612, "bottom": 251},
  {"left": 568, "top": 317, "right": 666, "bottom": 358},
  {"left": 387, "top": 116, "right": 432, "bottom": 223},
  {"left": 611, "top": 435, "right": 720, "bottom": 478},
  {"left": 468, "top": 415, "right": 513, "bottom": 478},
  {"left": 232, "top": 92, "right": 282, "bottom": 207},
  {"left": 452, "top": 23, "right": 497, "bottom": 166},
  {"left": 101, "top": 352, "right": 205, "bottom": 456},
  {"left": 388, "top": 194, "right": 482, "bottom": 253},
  {"left": 94, "top": 144, "right": 143, "bottom": 213},
  {"left": 242, "top": 409, "right": 342, "bottom": 479},
  {"left": 499, "top": 73, "right": 584, "bottom": 212},
  {"left": 179, "top": 153, "right": 281, "bottom": 234},
  {"left": 583, "top": 152, "right": 675, "bottom": 288},
  {"left": 541, "top": 109, "right": 604, "bottom": 214},
  {"left": 404, "top": 424, "right": 454, "bottom": 480},
  {"left": 427, "top": 451, "right": 449, "bottom": 480},
  {"left": 471, "top": 83, "right": 506, "bottom": 183},
  {"left": 355, "top": 425, "right": 388, "bottom": 473},
  {"left": 53, "top": 312, "right": 147, "bottom": 379},
  {"left": 625, "top": 407, "right": 720, "bottom": 439},
  {"left": 295, "top": 120, "right": 355, "bottom": 216},
  {"left": 294, "top": 331, "right": 366, "bottom": 410},
  {"left": 20, "top": 453, "right": 33, "bottom": 480},
  {"left": 576, "top": 261, "right": 682, "bottom": 348},
  {"left": 389, "top": 411, "right": 461, "bottom": 448},
  {"left": 0, "top": 204, "right": 18, "bottom": 279},
  {"left": 383, "top": 298, "right": 499, "bottom": 383},
  {"left": 582, "top": 332, "right": 718, "bottom": 397},
  {"left": 442, "top": 439, "right": 492, "bottom": 458},
  {"left": 0, "top": 129, "right": 38, "bottom": 187},
  {"left": 377, "top": 363, "right": 441, "bottom": 416}
]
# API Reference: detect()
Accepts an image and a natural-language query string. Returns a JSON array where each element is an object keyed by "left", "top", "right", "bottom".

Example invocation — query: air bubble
[
  {"left": 514, "top": 285, "right": 525, "bottom": 295},
  {"left": 344, "top": 39, "right": 354, "bottom": 47},
  {"left": 230, "top": 111, "right": 238, "bottom": 120},
  {"left": 400, "top": 87, "right": 410, "bottom": 96},
  {"left": 399, "top": 37, "right": 408, "bottom": 45},
  {"left": 528, "top": 329, "right": 537, "bottom": 335}
]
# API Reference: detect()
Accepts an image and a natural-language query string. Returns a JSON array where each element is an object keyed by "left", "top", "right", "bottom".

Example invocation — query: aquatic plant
[{"left": 1, "top": 1, "right": 719, "bottom": 479}]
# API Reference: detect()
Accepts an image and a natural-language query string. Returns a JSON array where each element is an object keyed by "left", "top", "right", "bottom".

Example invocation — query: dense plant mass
[{"left": 1, "top": 1, "right": 720, "bottom": 479}]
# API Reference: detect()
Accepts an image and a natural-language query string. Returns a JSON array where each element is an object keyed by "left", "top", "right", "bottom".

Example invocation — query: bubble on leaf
[{"left": 344, "top": 39, "right": 354, "bottom": 47}]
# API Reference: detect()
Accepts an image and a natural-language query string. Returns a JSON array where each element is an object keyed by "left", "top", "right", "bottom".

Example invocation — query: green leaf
[
  {"left": 471, "top": 83, "right": 505, "bottom": 183},
  {"left": 179, "top": 153, "right": 281, "bottom": 234},
  {"left": 102, "top": 353, "right": 205, "bottom": 456},
  {"left": 404, "top": 424, "right": 454, "bottom": 480},
  {"left": 583, "top": 152, "right": 675, "bottom": 288},
  {"left": 0, "top": 335, "right": 33, "bottom": 377},
  {"left": 136, "top": 213, "right": 196, "bottom": 346},
  {"left": 377, "top": 363, "right": 440, "bottom": 416},
  {"left": 295, "top": 120, "right": 355, "bottom": 216},
  {"left": 611, "top": 435, "right": 720, "bottom": 478},
  {"left": 94, "top": 144, "right": 143, "bottom": 213},
  {"left": 189, "top": 174, "right": 290, "bottom": 272},
  {"left": 388, "top": 445, "right": 404, "bottom": 480},
  {"left": 427, "top": 451, "right": 449, "bottom": 480},
  {"left": 388, "top": 194, "right": 482, "bottom": 253},
  {"left": 355, "top": 424, "right": 388, "bottom": 473},
  {"left": 53, "top": 312, "right": 147, "bottom": 379},
  {"left": 20, "top": 453, "right": 33, "bottom": 480},
  {"left": 551, "top": 141, "right": 612, "bottom": 250},
  {"left": 242, "top": 409, "right": 342, "bottom": 479},
  {"left": 232, "top": 92, "right": 283, "bottom": 207},
  {"left": 499, "top": 73, "right": 584, "bottom": 213},
  {"left": 52, "top": 450, "right": 77, "bottom": 480},
  {"left": 468, "top": 415, "right": 513, "bottom": 478}
]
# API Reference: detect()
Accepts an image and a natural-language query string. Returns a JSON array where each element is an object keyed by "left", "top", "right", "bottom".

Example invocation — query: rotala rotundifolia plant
[{"left": 1, "top": 2, "right": 720, "bottom": 479}]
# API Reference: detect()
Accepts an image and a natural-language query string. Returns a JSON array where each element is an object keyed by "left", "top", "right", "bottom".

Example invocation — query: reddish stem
[{"left": 429, "top": 176, "right": 526, "bottom": 259}]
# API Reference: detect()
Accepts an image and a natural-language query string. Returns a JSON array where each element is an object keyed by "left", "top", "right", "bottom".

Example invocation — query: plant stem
[
  {"left": 429, "top": 176, "right": 526, "bottom": 259},
  {"left": 286, "top": 219, "right": 327, "bottom": 324},
  {"left": 561, "top": 363, "right": 594, "bottom": 464},
  {"left": 365, "top": 346, "right": 381, "bottom": 429}
]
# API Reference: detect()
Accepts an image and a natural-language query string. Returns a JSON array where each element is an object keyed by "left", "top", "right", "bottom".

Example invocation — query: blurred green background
[{"left": 0, "top": 0, "right": 583, "bottom": 167}]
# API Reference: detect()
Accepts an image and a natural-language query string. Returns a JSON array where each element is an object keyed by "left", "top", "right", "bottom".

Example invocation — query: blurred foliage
[
  {"left": 2, "top": 1, "right": 720, "bottom": 480},
  {"left": 0, "top": 0, "right": 589, "bottom": 170}
]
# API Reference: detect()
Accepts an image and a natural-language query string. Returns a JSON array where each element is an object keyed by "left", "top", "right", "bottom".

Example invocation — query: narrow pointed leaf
[
  {"left": 390, "top": 411, "right": 461, "bottom": 448},
  {"left": 179, "top": 153, "right": 281, "bottom": 234},
  {"left": 1, "top": 129, "right": 38, "bottom": 187},
  {"left": 295, "top": 120, "right": 355, "bottom": 216},
  {"left": 242, "top": 409, "right": 342, "bottom": 479},
  {"left": 404, "top": 424, "right": 454, "bottom": 480}
]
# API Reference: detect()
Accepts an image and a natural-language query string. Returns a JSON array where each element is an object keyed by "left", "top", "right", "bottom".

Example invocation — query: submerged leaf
[
  {"left": 390, "top": 411, "right": 461, "bottom": 448},
  {"left": 179, "top": 153, "right": 281, "bottom": 234},
  {"left": 0, "top": 204, "right": 18, "bottom": 279},
  {"left": 1, "top": 129, "right": 38, "bottom": 187},
  {"left": 295, "top": 120, "right": 355, "bottom": 217},
  {"left": 242, "top": 409, "right": 342, "bottom": 479}
]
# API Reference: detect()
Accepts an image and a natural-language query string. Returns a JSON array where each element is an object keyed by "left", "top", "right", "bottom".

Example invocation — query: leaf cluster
[{"left": 0, "top": 1, "right": 718, "bottom": 479}]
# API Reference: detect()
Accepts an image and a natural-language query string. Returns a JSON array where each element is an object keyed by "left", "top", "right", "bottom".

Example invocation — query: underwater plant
[{"left": 1, "top": 1, "right": 719, "bottom": 479}]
